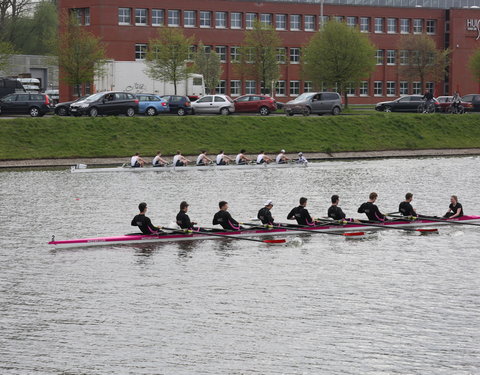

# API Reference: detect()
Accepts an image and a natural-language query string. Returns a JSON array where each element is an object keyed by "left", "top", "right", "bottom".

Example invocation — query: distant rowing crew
[
  {"left": 131, "top": 193, "right": 465, "bottom": 235},
  {"left": 130, "top": 149, "right": 308, "bottom": 168}
]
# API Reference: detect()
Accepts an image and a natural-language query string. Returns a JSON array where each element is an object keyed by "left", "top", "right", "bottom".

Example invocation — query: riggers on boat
[{"left": 48, "top": 215, "right": 480, "bottom": 248}]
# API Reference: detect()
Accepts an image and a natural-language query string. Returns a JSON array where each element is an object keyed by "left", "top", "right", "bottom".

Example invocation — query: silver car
[
  {"left": 284, "top": 92, "right": 343, "bottom": 116},
  {"left": 191, "top": 94, "right": 235, "bottom": 115}
]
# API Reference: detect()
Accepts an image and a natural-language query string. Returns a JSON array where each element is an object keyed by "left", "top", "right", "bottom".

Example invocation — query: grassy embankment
[{"left": 1, "top": 113, "right": 480, "bottom": 160}]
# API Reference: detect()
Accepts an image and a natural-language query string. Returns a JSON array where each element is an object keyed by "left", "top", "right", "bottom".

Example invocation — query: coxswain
[
  {"left": 257, "top": 200, "right": 275, "bottom": 225},
  {"left": 196, "top": 151, "right": 212, "bottom": 166},
  {"left": 235, "top": 149, "right": 251, "bottom": 165},
  {"left": 213, "top": 201, "right": 242, "bottom": 230},
  {"left": 443, "top": 195, "right": 464, "bottom": 218},
  {"left": 275, "top": 150, "right": 290, "bottom": 164},
  {"left": 297, "top": 152, "right": 308, "bottom": 164},
  {"left": 176, "top": 201, "right": 197, "bottom": 229},
  {"left": 216, "top": 150, "right": 233, "bottom": 165},
  {"left": 357, "top": 192, "right": 387, "bottom": 221},
  {"left": 287, "top": 197, "right": 315, "bottom": 226},
  {"left": 130, "top": 153, "right": 145, "bottom": 168},
  {"left": 152, "top": 151, "right": 168, "bottom": 167},
  {"left": 172, "top": 151, "right": 190, "bottom": 167},
  {"left": 399, "top": 192, "right": 417, "bottom": 217},
  {"left": 257, "top": 151, "right": 272, "bottom": 164},
  {"left": 131, "top": 202, "right": 162, "bottom": 234}
]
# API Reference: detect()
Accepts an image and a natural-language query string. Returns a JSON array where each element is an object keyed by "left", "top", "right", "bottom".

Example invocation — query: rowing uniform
[
  {"left": 328, "top": 205, "right": 347, "bottom": 220},
  {"left": 176, "top": 210, "right": 194, "bottom": 229},
  {"left": 257, "top": 153, "right": 266, "bottom": 164},
  {"left": 152, "top": 155, "right": 164, "bottom": 167},
  {"left": 297, "top": 155, "right": 308, "bottom": 164},
  {"left": 236, "top": 153, "right": 246, "bottom": 165},
  {"left": 173, "top": 154, "right": 184, "bottom": 167},
  {"left": 196, "top": 154, "right": 206, "bottom": 166},
  {"left": 399, "top": 201, "right": 416, "bottom": 216},
  {"left": 287, "top": 205, "right": 314, "bottom": 226},
  {"left": 445, "top": 202, "right": 464, "bottom": 218},
  {"left": 357, "top": 202, "right": 386, "bottom": 221},
  {"left": 216, "top": 153, "right": 226, "bottom": 165},
  {"left": 213, "top": 210, "right": 241, "bottom": 230},
  {"left": 131, "top": 155, "right": 141, "bottom": 167},
  {"left": 276, "top": 153, "right": 286, "bottom": 164},
  {"left": 131, "top": 213, "right": 161, "bottom": 234},
  {"left": 257, "top": 207, "right": 274, "bottom": 225}
]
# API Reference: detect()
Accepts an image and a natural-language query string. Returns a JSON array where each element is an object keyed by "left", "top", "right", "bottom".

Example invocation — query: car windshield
[
  {"left": 83, "top": 93, "right": 106, "bottom": 102},
  {"left": 291, "top": 93, "right": 315, "bottom": 102}
]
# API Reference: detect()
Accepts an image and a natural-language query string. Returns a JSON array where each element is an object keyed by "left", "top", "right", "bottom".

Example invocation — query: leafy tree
[
  {"left": 0, "top": 0, "right": 34, "bottom": 42},
  {"left": 193, "top": 42, "right": 223, "bottom": 94},
  {"left": 397, "top": 34, "right": 449, "bottom": 93},
  {"left": 146, "top": 27, "right": 194, "bottom": 95},
  {"left": 302, "top": 20, "right": 376, "bottom": 107},
  {"left": 0, "top": 41, "right": 14, "bottom": 73},
  {"left": 468, "top": 48, "right": 480, "bottom": 83}
]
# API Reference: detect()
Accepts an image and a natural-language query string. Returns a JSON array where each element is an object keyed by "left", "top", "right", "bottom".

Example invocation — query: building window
[
  {"left": 319, "top": 15, "right": 329, "bottom": 27},
  {"left": 375, "top": 49, "right": 384, "bottom": 65},
  {"left": 400, "top": 18, "right": 409, "bottom": 33},
  {"left": 290, "top": 48, "right": 300, "bottom": 63},
  {"left": 426, "top": 81, "right": 434, "bottom": 92},
  {"left": 386, "top": 50, "right": 396, "bottom": 65},
  {"left": 276, "top": 47, "right": 286, "bottom": 63},
  {"left": 387, "top": 18, "right": 397, "bottom": 33},
  {"left": 400, "top": 50, "right": 408, "bottom": 65},
  {"left": 276, "top": 80, "right": 286, "bottom": 96},
  {"left": 304, "top": 81, "right": 313, "bottom": 92},
  {"left": 290, "top": 80, "right": 300, "bottom": 96},
  {"left": 230, "top": 80, "right": 241, "bottom": 96},
  {"left": 152, "top": 9, "right": 164, "bottom": 26},
  {"left": 183, "top": 11, "right": 196, "bottom": 27},
  {"left": 230, "top": 46, "right": 240, "bottom": 62},
  {"left": 245, "top": 47, "right": 254, "bottom": 63},
  {"left": 203, "top": 45, "right": 212, "bottom": 53},
  {"left": 276, "top": 14, "right": 286, "bottom": 30},
  {"left": 135, "top": 44, "right": 147, "bottom": 60},
  {"left": 346, "top": 83, "right": 356, "bottom": 96},
  {"left": 334, "top": 16, "right": 344, "bottom": 22},
  {"left": 374, "top": 17, "right": 383, "bottom": 33},
  {"left": 216, "top": 12, "right": 226, "bottom": 28},
  {"left": 400, "top": 81, "right": 409, "bottom": 95},
  {"left": 426, "top": 19, "right": 436, "bottom": 34},
  {"left": 360, "top": 17, "right": 369, "bottom": 32},
  {"left": 216, "top": 80, "right": 226, "bottom": 94},
  {"left": 84, "top": 8, "right": 90, "bottom": 25},
  {"left": 386, "top": 81, "right": 396, "bottom": 96},
  {"left": 413, "top": 19, "right": 423, "bottom": 33},
  {"left": 305, "top": 15, "right": 315, "bottom": 31},
  {"left": 231, "top": 12, "right": 242, "bottom": 29},
  {"left": 187, "top": 45, "right": 196, "bottom": 61},
  {"left": 200, "top": 11, "right": 211, "bottom": 27},
  {"left": 118, "top": 8, "right": 131, "bottom": 25},
  {"left": 347, "top": 16, "right": 356, "bottom": 28},
  {"left": 260, "top": 13, "right": 272, "bottom": 26},
  {"left": 246, "top": 80, "right": 256, "bottom": 94},
  {"left": 168, "top": 10, "right": 179, "bottom": 26},
  {"left": 290, "top": 15, "right": 301, "bottom": 31},
  {"left": 135, "top": 9, "right": 147, "bottom": 25},
  {"left": 412, "top": 81, "right": 421, "bottom": 94},
  {"left": 359, "top": 81, "right": 368, "bottom": 96},
  {"left": 246, "top": 13, "right": 256, "bottom": 29},
  {"left": 374, "top": 81, "right": 383, "bottom": 96},
  {"left": 215, "top": 46, "right": 226, "bottom": 62}
]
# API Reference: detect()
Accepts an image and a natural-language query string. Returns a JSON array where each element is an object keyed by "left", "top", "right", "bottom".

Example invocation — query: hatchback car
[
  {"left": 461, "top": 94, "right": 480, "bottom": 111},
  {"left": 135, "top": 94, "right": 169, "bottom": 116},
  {"left": 375, "top": 95, "right": 439, "bottom": 112},
  {"left": 234, "top": 94, "right": 277, "bottom": 115},
  {"left": 69, "top": 91, "right": 139, "bottom": 117},
  {"left": 54, "top": 96, "right": 88, "bottom": 116},
  {"left": 283, "top": 92, "right": 342, "bottom": 116},
  {"left": 0, "top": 93, "right": 53, "bottom": 117},
  {"left": 161, "top": 95, "right": 192, "bottom": 116},
  {"left": 191, "top": 94, "right": 235, "bottom": 115}
]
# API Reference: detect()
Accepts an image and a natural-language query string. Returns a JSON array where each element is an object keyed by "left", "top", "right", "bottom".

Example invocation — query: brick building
[{"left": 58, "top": 0, "right": 480, "bottom": 103}]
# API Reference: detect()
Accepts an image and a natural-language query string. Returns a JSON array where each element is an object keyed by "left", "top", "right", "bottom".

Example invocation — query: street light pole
[{"left": 320, "top": 0, "right": 324, "bottom": 29}]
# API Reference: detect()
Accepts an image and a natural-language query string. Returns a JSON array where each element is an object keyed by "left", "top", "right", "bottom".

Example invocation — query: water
[{"left": 1, "top": 157, "right": 479, "bottom": 374}]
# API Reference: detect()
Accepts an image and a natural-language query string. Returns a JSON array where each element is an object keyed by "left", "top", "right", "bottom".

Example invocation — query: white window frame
[
  {"left": 359, "top": 81, "right": 369, "bottom": 96},
  {"left": 290, "top": 48, "right": 300, "bottom": 64},
  {"left": 400, "top": 81, "right": 409, "bottom": 95},
  {"left": 412, "top": 81, "right": 421, "bottom": 95},
  {"left": 400, "top": 18, "right": 409, "bottom": 34},
  {"left": 216, "top": 80, "right": 226, "bottom": 94},
  {"left": 289, "top": 80, "right": 300, "bottom": 96},
  {"left": 276, "top": 14, "right": 286, "bottom": 30},
  {"left": 184, "top": 10, "right": 196, "bottom": 28},
  {"left": 135, "top": 44, "right": 147, "bottom": 60},
  {"left": 413, "top": 19, "right": 423, "bottom": 34},
  {"left": 346, "top": 83, "right": 356, "bottom": 96},
  {"left": 215, "top": 46, "right": 226, "bottom": 63},
  {"left": 230, "top": 80, "right": 241, "bottom": 96},
  {"left": 135, "top": 8, "right": 147, "bottom": 26},
  {"left": 118, "top": 8, "right": 131, "bottom": 25},
  {"left": 216, "top": 11, "right": 227, "bottom": 28},
  {"left": 386, "top": 50, "right": 396, "bottom": 65},
  {"left": 152, "top": 9, "right": 164, "bottom": 26},
  {"left": 246, "top": 13, "right": 256, "bottom": 29},
  {"left": 290, "top": 15, "right": 301, "bottom": 31},
  {"left": 84, "top": 8, "right": 90, "bottom": 25},
  {"left": 260, "top": 13, "right": 272, "bottom": 27},
  {"left": 231, "top": 12, "right": 242, "bottom": 29},
  {"left": 426, "top": 19, "right": 436, "bottom": 34},
  {"left": 386, "top": 81, "right": 396, "bottom": 96},
  {"left": 347, "top": 16, "right": 356, "bottom": 28},
  {"left": 304, "top": 81, "right": 313, "bottom": 92},
  {"left": 400, "top": 50, "right": 408, "bottom": 65},
  {"left": 200, "top": 11, "right": 211, "bottom": 28},
  {"left": 168, "top": 10, "right": 179, "bottom": 27},
  {"left": 246, "top": 80, "right": 256, "bottom": 94},
  {"left": 374, "top": 17, "right": 383, "bottom": 33},
  {"left": 375, "top": 49, "right": 384, "bottom": 65},
  {"left": 387, "top": 18, "right": 397, "bottom": 34},
  {"left": 230, "top": 46, "right": 240, "bottom": 62},
  {"left": 426, "top": 82, "right": 434, "bottom": 92},
  {"left": 360, "top": 17, "right": 369, "bottom": 32},
  {"left": 374, "top": 81, "right": 383, "bottom": 96},
  {"left": 304, "top": 15, "right": 315, "bottom": 31},
  {"left": 276, "top": 80, "right": 286, "bottom": 96},
  {"left": 276, "top": 47, "right": 286, "bottom": 63}
]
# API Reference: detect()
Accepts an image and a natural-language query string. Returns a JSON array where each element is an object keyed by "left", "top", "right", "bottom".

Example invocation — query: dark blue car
[{"left": 161, "top": 95, "right": 192, "bottom": 116}]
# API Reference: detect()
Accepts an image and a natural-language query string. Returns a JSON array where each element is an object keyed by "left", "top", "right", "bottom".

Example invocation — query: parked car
[
  {"left": 0, "top": 92, "right": 53, "bottom": 117},
  {"left": 44, "top": 89, "right": 59, "bottom": 104},
  {"left": 69, "top": 91, "right": 139, "bottom": 117},
  {"left": 233, "top": 94, "right": 277, "bottom": 115},
  {"left": 54, "top": 96, "right": 88, "bottom": 116},
  {"left": 0, "top": 77, "right": 25, "bottom": 98},
  {"left": 135, "top": 94, "right": 169, "bottom": 116},
  {"left": 375, "top": 95, "right": 440, "bottom": 112},
  {"left": 461, "top": 94, "right": 480, "bottom": 111},
  {"left": 161, "top": 95, "right": 192, "bottom": 116},
  {"left": 284, "top": 92, "right": 342, "bottom": 116},
  {"left": 192, "top": 94, "right": 235, "bottom": 115},
  {"left": 436, "top": 96, "right": 472, "bottom": 113}
]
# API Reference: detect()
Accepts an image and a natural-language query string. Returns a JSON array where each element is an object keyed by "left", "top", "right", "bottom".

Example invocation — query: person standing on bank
[
  {"left": 443, "top": 195, "right": 464, "bottom": 218},
  {"left": 257, "top": 200, "right": 275, "bottom": 225},
  {"left": 131, "top": 202, "right": 162, "bottom": 234},
  {"left": 176, "top": 201, "right": 197, "bottom": 229},
  {"left": 399, "top": 192, "right": 417, "bottom": 217}
]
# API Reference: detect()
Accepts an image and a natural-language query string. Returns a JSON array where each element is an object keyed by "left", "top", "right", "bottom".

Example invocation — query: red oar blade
[
  {"left": 343, "top": 232, "right": 365, "bottom": 236},
  {"left": 263, "top": 239, "right": 286, "bottom": 244},
  {"left": 416, "top": 228, "right": 438, "bottom": 233}
]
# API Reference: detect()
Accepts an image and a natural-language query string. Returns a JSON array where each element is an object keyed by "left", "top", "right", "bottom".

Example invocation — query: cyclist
[
  {"left": 452, "top": 91, "right": 461, "bottom": 113},
  {"left": 422, "top": 90, "right": 434, "bottom": 113}
]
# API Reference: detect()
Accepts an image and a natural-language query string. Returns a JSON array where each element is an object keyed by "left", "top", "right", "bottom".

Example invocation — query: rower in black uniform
[
  {"left": 213, "top": 201, "right": 242, "bottom": 230},
  {"left": 357, "top": 192, "right": 387, "bottom": 222},
  {"left": 399, "top": 192, "right": 417, "bottom": 217},
  {"left": 257, "top": 200, "right": 275, "bottom": 225},
  {"left": 444, "top": 195, "right": 464, "bottom": 218},
  {"left": 328, "top": 195, "right": 348, "bottom": 220},
  {"left": 287, "top": 197, "right": 315, "bottom": 226},
  {"left": 131, "top": 202, "right": 162, "bottom": 234},
  {"left": 176, "top": 201, "right": 197, "bottom": 229}
]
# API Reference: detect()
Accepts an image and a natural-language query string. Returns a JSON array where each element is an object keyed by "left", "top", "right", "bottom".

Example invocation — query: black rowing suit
[
  {"left": 328, "top": 205, "right": 347, "bottom": 220},
  {"left": 357, "top": 202, "right": 386, "bottom": 222},
  {"left": 287, "top": 205, "right": 314, "bottom": 226},
  {"left": 257, "top": 207, "right": 274, "bottom": 225},
  {"left": 213, "top": 210, "right": 241, "bottom": 230},
  {"left": 399, "top": 201, "right": 416, "bottom": 216},
  {"left": 445, "top": 202, "right": 464, "bottom": 218},
  {"left": 131, "top": 214, "right": 161, "bottom": 234},
  {"left": 176, "top": 210, "right": 194, "bottom": 229}
]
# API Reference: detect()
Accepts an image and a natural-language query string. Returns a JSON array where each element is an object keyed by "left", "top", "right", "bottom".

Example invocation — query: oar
[
  {"left": 241, "top": 222, "right": 365, "bottom": 237},
  {"left": 162, "top": 227, "right": 286, "bottom": 244},
  {"left": 389, "top": 214, "right": 480, "bottom": 227},
  {"left": 336, "top": 219, "right": 438, "bottom": 233}
]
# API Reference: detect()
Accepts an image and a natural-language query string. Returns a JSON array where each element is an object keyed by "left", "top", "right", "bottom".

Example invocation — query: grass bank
[{"left": 1, "top": 113, "right": 480, "bottom": 160}]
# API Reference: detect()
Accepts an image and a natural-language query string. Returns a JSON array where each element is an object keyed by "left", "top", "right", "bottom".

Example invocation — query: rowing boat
[
  {"left": 48, "top": 215, "right": 480, "bottom": 248},
  {"left": 70, "top": 162, "right": 309, "bottom": 173}
]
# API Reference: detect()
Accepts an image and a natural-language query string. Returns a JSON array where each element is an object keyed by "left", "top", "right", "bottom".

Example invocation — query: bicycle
[
  {"left": 417, "top": 101, "right": 436, "bottom": 114},
  {"left": 446, "top": 103, "right": 465, "bottom": 114}
]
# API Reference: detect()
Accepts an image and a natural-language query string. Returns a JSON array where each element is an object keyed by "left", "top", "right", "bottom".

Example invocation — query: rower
[
  {"left": 131, "top": 202, "right": 162, "bottom": 234},
  {"left": 235, "top": 149, "right": 251, "bottom": 165},
  {"left": 152, "top": 151, "right": 168, "bottom": 167},
  {"left": 287, "top": 197, "right": 315, "bottom": 226},
  {"left": 443, "top": 195, "right": 464, "bottom": 218},
  {"left": 297, "top": 152, "right": 308, "bottom": 164},
  {"left": 399, "top": 192, "right": 417, "bottom": 216},
  {"left": 357, "top": 192, "right": 387, "bottom": 222},
  {"left": 196, "top": 151, "right": 212, "bottom": 166},
  {"left": 275, "top": 149, "right": 290, "bottom": 164},
  {"left": 213, "top": 201, "right": 242, "bottom": 230},
  {"left": 257, "top": 199, "right": 275, "bottom": 225},
  {"left": 130, "top": 153, "right": 145, "bottom": 168},
  {"left": 172, "top": 151, "right": 190, "bottom": 167},
  {"left": 176, "top": 201, "right": 197, "bottom": 229},
  {"left": 216, "top": 150, "right": 233, "bottom": 165},
  {"left": 257, "top": 151, "right": 272, "bottom": 164}
]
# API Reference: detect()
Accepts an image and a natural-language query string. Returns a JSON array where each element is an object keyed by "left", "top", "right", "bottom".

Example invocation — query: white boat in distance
[{"left": 70, "top": 162, "right": 309, "bottom": 173}]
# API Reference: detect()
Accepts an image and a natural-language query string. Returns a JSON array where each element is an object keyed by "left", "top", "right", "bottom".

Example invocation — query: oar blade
[
  {"left": 343, "top": 231, "right": 365, "bottom": 237},
  {"left": 416, "top": 228, "right": 438, "bottom": 233},
  {"left": 263, "top": 239, "right": 286, "bottom": 244}
]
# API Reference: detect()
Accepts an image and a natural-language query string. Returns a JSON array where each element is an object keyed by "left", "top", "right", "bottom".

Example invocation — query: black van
[{"left": 0, "top": 78, "right": 26, "bottom": 98}]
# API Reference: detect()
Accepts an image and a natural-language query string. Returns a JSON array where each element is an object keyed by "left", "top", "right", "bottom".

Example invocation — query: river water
[{"left": 1, "top": 156, "right": 479, "bottom": 374}]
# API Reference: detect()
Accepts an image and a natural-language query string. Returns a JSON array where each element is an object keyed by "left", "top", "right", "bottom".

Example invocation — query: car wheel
[
  {"left": 259, "top": 106, "right": 270, "bottom": 116},
  {"left": 126, "top": 107, "right": 135, "bottom": 117},
  {"left": 286, "top": 111, "right": 294, "bottom": 116},
  {"left": 145, "top": 107, "right": 157, "bottom": 116},
  {"left": 177, "top": 108, "right": 186, "bottom": 116},
  {"left": 332, "top": 106, "right": 341, "bottom": 116},
  {"left": 89, "top": 107, "right": 98, "bottom": 117},
  {"left": 56, "top": 107, "right": 67, "bottom": 116},
  {"left": 383, "top": 106, "right": 392, "bottom": 113},
  {"left": 303, "top": 107, "right": 311, "bottom": 116},
  {"left": 220, "top": 107, "right": 230, "bottom": 115},
  {"left": 29, "top": 107, "right": 40, "bottom": 117}
]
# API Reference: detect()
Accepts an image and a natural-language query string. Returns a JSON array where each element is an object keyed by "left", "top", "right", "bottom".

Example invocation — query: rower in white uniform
[
  {"left": 235, "top": 149, "right": 251, "bottom": 165},
  {"left": 152, "top": 151, "right": 168, "bottom": 167},
  {"left": 216, "top": 150, "right": 233, "bottom": 165},
  {"left": 257, "top": 151, "right": 272, "bottom": 164},
  {"left": 275, "top": 149, "right": 290, "bottom": 164},
  {"left": 196, "top": 151, "right": 212, "bottom": 166},
  {"left": 173, "top": 151, "right": 190, "bottom": 167},
  {"left": 297, "top": 152, "right": 308, "bottom": 164},
  {"left": 131, "top": 153, "right": 145, "bottom": 168}
]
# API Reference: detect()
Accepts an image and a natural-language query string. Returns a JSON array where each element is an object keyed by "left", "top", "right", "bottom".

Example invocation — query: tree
[
  {"left": 397, "top": 34, "right": 449, "bottom": 93},
  {"left": 469, "top": 48, "right": 480, "bottom": 83},
  {"left": 57, "top": 13, "right": 107, "bottom": 96},
  {"left": 193, "top": 42, "right": 223, "bottom": 94},
  {"left": 240, "top": 20, "right": 281, "bottom": 94},
  {"left": 302, "top": 20, "right": 376, "bottom": 107},
  {"left": 146, "top": 27, "right": 193, "bottom": 95},
  {"left": 0, "top": 41, "right": 14, "bottom": 73}
]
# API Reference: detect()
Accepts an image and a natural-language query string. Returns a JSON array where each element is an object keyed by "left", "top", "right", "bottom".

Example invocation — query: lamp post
[{"left": 320, "top": 0, "right": 324, "bottom": 29}]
